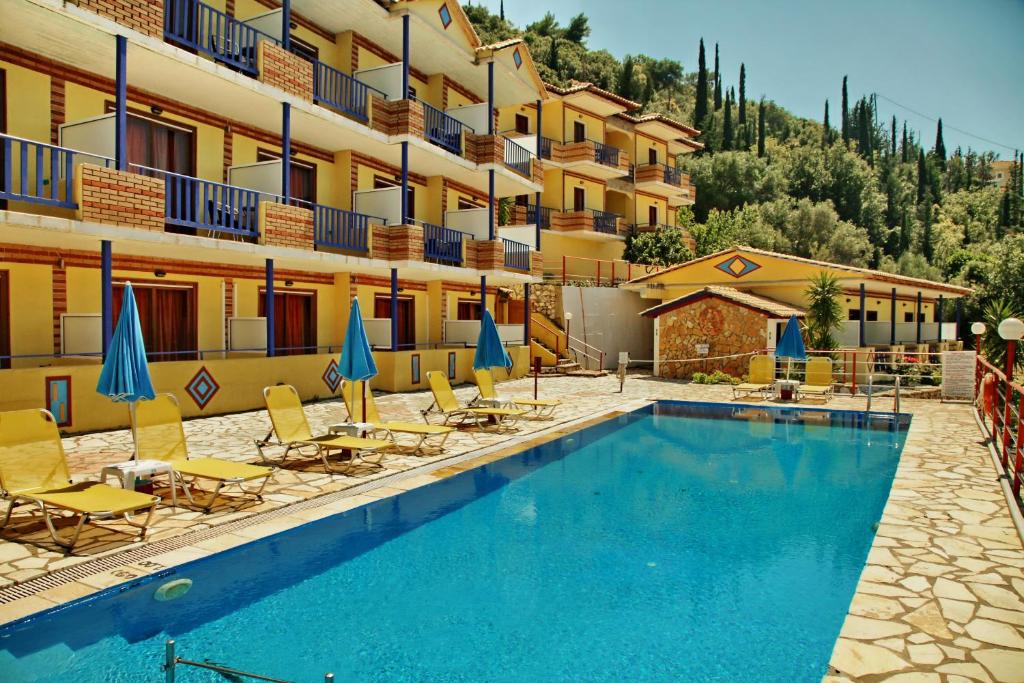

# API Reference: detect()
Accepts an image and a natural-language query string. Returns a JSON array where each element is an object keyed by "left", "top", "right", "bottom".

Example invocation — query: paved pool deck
[{"left": 0, "top": 374, "right": 1021, "bottom": 682}]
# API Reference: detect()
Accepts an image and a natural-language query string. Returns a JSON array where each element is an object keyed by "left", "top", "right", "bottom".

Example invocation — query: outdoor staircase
[{"left": 529, "top": 312, "right": 607, "bottom": 377}]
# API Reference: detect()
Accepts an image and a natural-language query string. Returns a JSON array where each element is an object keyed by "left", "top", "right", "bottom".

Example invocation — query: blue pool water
[{"left": 0, "top": 402, "right": 907, "bottom": 682}]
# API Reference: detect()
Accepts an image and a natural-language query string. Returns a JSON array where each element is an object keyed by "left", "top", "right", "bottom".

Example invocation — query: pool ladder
[
  {"left": 164, "top": 640, "right": 334, "bottom": 683},
  {"left": 865, "top": 374, "right": 901, "bottom": 416}
]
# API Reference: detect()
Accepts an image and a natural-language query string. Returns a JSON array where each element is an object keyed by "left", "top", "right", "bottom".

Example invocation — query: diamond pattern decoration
[
  {"left": 322, "top": 359, "right": 342, "bottom": 393},
  {"left": 438, "top": 3, "right": 452, "bottom": 28},
  {"left": 185, "top": 366, "right": 220, "bottom": 410},
  {"left": 513, "top": 48, "right": 523, "bottom": 69},
  {"left": 715, "top": 254, "right": 761, "bottom": 278}
]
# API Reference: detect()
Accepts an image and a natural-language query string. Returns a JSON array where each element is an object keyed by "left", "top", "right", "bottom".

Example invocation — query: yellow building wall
[
  {"left": 497, "top": 104, "right": 536, "bottom": 135},
  {"left": 0, "top": 262, "right": 52, "bottom": 365},
  {"left": 541, "top": 101, "right": 563, "bottom": 142},
  {"left": 562, "top": 105, "right": 605, "bottom": 143},
  {"left": 540, "top": 233, "right": 625, "bottom": 267},
  {"left": 562, "top": 174, "right": 606, "bottom": 211},
  {"left": 635, "top": 194, "right": 668, "bottom": 225},
  {"left": 231, "top": 134, "right": 337, "bottom": 206},
  {"left": 636, "top": 135, "right": 668, "bottom": 165}
]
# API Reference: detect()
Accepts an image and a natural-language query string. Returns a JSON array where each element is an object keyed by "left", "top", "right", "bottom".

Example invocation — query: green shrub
[{"left": 691, "top": 372, "right": 709, "bottom": 384}]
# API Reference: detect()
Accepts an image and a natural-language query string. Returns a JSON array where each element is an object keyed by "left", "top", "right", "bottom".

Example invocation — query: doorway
[
  {"left": 573, "top": 121, "right": 585, "bottom": 143},
  {"left": 374, "top": 295, "right": 416, "bottom": 349},
  {"left": 573, "top": 186, "right": 585, "bottom": 212}
]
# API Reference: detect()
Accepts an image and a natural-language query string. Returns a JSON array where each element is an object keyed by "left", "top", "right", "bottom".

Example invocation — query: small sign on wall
[
  {"left": 45, "top": 376, "right": 72, "bottom": 427},
  {"left": 695, "top": 344, "right": 710, "bottom": 356}
]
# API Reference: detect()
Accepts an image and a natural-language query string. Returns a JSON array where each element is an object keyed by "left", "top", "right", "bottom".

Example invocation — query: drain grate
[{"left": 0, "top": 408, "right": 629, "bottom": 607}]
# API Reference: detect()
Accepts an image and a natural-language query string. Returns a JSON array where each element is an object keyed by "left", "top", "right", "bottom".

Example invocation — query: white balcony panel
[
  {"left": 354, "top": 62, "right": 404, "bottom": 101},
  {"left": 444, "top": 320, "right": 524, "bottom": 346},
  {"left": 504, "top": 134, "right": 536, "bottom": 156},
  {"left": 445, "top": 208, "right": 489, "bottom": 240},
  {"left": 240, "top": 9, "right": 285, "bottom": 41},
  {"left": 354, "top": 186, "right": 402, "bottom": 226},
  {"left": 363, "top": 319, "right": 393, "bottom": 348},
  {"left": 444, "top": 103, "right": 488, "bottom": 134},
  {"left": 227, "top": 160, "right": 283, "bottom": 199}
]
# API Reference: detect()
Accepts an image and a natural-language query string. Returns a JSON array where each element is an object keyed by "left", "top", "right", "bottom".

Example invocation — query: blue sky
[{"left": 475, "top": 0, "right": 1024, "bottom": 158}]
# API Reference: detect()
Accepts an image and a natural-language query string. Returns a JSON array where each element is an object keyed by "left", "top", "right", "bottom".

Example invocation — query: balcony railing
[
  {"left": 133, "top": 164, "right": 262, "bottom": 239},
  {"left": 418, "top": 100, "right": 468, "bottom": 156},
  {"left": 313, "top": 205, "right": 378, "bottom": 253},
  {"left": 503, "top": 137, "right": 532, "bottom": 177},
  {"left": 1, "top": 134, "right": 112, "bottom": 209},
  {"left": 528, "top": 204, "right": 552, "bottom": 229},
  {"left": 423, "top": 223, "right": 465, "bottom": 265},
  {"left": 636, "top": 162, "right": 683, "bottom": 187},
  {"left": 502, "top": 238, "right": 531, "bottom": 271},
  {"left": 591, "top": 140, "right": 620, "bottom": 167},
  {"left": 539, "top": 136, "right": 556, "bottom": 160},
  {"left": 164, "top": 0, "right": 274, "bottom": 77},
  {"left": 313, "top": 61, "right": 385, "bottom": 123},
  {"left": 590, "top": 208, "right": 620, "bottom": 234}
]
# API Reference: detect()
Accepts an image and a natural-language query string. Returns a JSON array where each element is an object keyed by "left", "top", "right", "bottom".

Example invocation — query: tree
[
  {"left": 499, "top": 0, "right": 504, "bottom": 21},
  {"left": 527, "top": 12, "right": 559, "bottom": 37},
  {"left": 622, "top": 226, "right": 693, "bottom": 266},
  {"left": 619, "top": 55, "right": 638, "bottom": 101},
  {"left": 722, "top": 89, "right": 734, "bottom": 151},
  {"left": 805, "top": 273, "right": 843, "bottom": 351},
  {"left": 713, "top": 43, "right": 722, "bottom": 110},
  {"left": 694, "top": 39, "right": 708, "bottom": 128},
  {"left": 841, "top": 76, "right": 849, "bottom": 145},
  {"left": 917, "top": 149, "right": 928, "bottom": 203},
  {"left": 822, "top": 100, "right": 830, "bottom": 148},
  {"left": 547, "top": 36, "right": 559, "bottom": 71},
  {"left": 738, "top": 63, "right": 747, "bottom": 127},
  {"left": 757, "top": 99, "right": 766, "bottom": 158},
  {"left": 934, "top": 118, "right": 947, "bottom": 166},
  {"left": 901, "top": 122, "right": 909, "bottom": 163},
  {"left": 563, "top": 13, "right": 590, "bottom": 44},
  {"left": 890, "top": 116, "right": 897, "bottom": 156}
]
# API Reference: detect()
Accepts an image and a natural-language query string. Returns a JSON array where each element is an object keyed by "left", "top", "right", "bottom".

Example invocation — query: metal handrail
[
  {"left": 413, "top": 97, "right": 472, "bottom": 155},
  {"left": 1, "top": 133, "right": 115, "bottom": 209},
  {"left": 894, "top": 375, "right": 901, "bottom": 414},
  {"left": 164, "top": 0, "right": 278, "bottom": 77},
  {"left": 313, "top": 60, "right": 386, "bottom": 122},
  {"left": 164, "top": 640, "right": 333, "bottom": 682}
]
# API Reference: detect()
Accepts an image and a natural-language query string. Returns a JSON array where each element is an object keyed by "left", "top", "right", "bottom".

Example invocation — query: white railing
[{"left": 837, "top": 321, "right": 958, "bottom": 347}]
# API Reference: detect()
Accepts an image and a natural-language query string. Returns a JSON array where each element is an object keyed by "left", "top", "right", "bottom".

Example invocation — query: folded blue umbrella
[
  {"left": 473, "top": 308, "right": 512, "bottom": 371},
  {"left": 96, "top": 282, "right": 156, "bottom": 403},
  {"left": 339, "top": 298, "right": 378, "bottom": 421},
  {"left": 775, "top": 314, "right": 806, "bottom": 380}
]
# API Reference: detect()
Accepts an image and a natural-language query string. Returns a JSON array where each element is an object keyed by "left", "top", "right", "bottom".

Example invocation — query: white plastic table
[
  {"left": 100, "top": 459, "right": 177, "bottom": 508},
  {"left": 774, "top": 379, "right": 800, "bottom": 402},
  {"left": 328, "top": 422, "right": 375, "bottom": 438}
]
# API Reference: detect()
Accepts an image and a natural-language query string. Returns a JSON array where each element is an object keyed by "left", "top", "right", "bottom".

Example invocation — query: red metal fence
[{"left": 975, "top": 355, "right": 1023, "bottom": 504}]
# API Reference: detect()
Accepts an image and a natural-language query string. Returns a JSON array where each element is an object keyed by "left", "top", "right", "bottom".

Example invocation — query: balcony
[
  {"left": 630, "top": 223, "right": 676, "bottom": 234},
  {"left": 635, "top": 162, "right": 692, "bottom": 199},
  {"left": 422, "top": 222, "right": 467, "bottom": 266},
  {"left": 550, "top": 208, "right": 623, "bottom": 239},
  {"left": 837, "top": 321, "right": 958, "bottom": 347},
  {"left": 0, "top": 134, "right": 110, "bottom": 211},
  {"left": 502, "top": 238, "right": 531, "bottom": 271},
  {"left": 313, "top": 61, "right": 385, "bottom": 123},
  {"left": 499, "top": 203, "right": 550, "bottom": 229},
  {"left": 164, "top": 0, "right": 272, "bottom": 77},
  {"left": 420, "top": 99, "right": 471, "bottom": 156},
  {"left": 547, "top": 139, "right": 630, "bottom": 179}
]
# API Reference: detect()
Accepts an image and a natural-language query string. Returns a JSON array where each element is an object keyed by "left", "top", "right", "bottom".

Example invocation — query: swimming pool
[{"left": 0, "top": 401, "right": 908, "bottom": 682}]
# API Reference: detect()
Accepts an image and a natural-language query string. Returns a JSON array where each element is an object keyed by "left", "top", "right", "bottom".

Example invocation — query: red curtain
[
  {"left": 260, "top": 292, "right": 315, "bottom": 355},
  {"left": 113, "top": 284, "right": 196, "bottom": 362}
]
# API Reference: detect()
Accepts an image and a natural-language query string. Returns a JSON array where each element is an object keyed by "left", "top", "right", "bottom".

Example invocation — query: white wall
[
  {"left": 241, "top": 9, "right": 284, "bottom": 41},
  {"left": 559, "top": 286, "right": 653, "bottom": 369},
  {"left": 354, "top": 186, "right": 401, "bottom": 225},
  {"left": 504, "top": 134, "right": 536, "bottom": 156},
  {"left": 354, "top": 63, "right": 404, "bottom": 100},
  {"left": 445, "top": 208, "right": 488, "bottom": 239}
]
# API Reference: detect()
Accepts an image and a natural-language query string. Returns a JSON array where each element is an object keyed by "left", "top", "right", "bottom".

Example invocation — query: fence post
[
  {"left": 1001, "top": 377, "right": 1013, "bottom": 470},
  {"left": 1014, "top": 392, "right": 1024, "bottom": 498},
  {"left": 851, "top": 351, "right": 858, "bottom": 395},
  {"left": 596, "top": 261, "right": 601, "bottom": 287},
  {"left": 611, "top": 261, "right": 616, "bottom": 285},
  {"left": 164, "top": 640, "right": 176, "bottom": 683}
]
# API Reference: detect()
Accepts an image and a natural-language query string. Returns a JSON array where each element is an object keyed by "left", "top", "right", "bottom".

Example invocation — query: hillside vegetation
[{"left": 465, "top": 5, "right": 1024, "bottom": 324}]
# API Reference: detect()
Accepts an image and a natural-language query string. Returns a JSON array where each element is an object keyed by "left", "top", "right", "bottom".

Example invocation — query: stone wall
[
  {"left": 77, "top": 0, "right": 162, "bottom": 38},
  {"left": 75, "top": 164, "right": 165, "bottom": 231},
  {"left": 527, "top": 283, "right": 563, "bottom": 324},
  {"left": 656, "top": 298, "right": 768, "bottom": 379},
  {"left": 258, "top": 42, "right": 313, "bottom": 101}
]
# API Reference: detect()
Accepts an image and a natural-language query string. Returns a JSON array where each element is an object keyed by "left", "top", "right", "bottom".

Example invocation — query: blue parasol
[{"left": 96, "top": 282, "right": 155, "bottom": 403}]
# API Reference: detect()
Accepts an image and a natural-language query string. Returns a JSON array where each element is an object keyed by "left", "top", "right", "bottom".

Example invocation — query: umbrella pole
[{"left": 360, "top": 380, "right": 366, "bottom": 424}]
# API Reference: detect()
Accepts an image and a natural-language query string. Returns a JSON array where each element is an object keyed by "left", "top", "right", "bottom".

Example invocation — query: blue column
[
  {"left": 281, "top": 0, "right": 291, "bottom": 51},
  {"left": 281, "top": 102, "right": 291, "bottom": 202},
  {"left": 535, "top": 98, "right": 542, "bottom": 250},
  {"left": 890, "top": 288, "right": 897, "bottom": 345},
  {"left": 488, "top": 170, "right": 495, "bottom": 240},
  {"left": 937, "top": 295, "right": 944, "bottom": 341},
  {"left": 401, "top": 14, "right": 410, "bottom": 98},
  {"left": 480, "top": 275, "right": 486, "bottom": 319},
  {"left": 858, "top": 283, "right": 866, "bottom": 347},
  {"left": 401, "top": 142, "right": 409, "bottom": 224},
  {"left": 915, "top": 291, "right": 922, "bottom": 344},
  {"left": 265, "top": 259, "right": 275, "bottom": 357},
  {"left": 101, "top": 240, "right": 112, "bottom": 358},
  {"left": 390, "top": 268, "right": 399, "bottom": 352},
  {"left": 114, "top": 36, "right": 127, "bottom": 171},
  {"left": 487, "top": 61, "right": 494, "bottom": 135},
  {"left": 524, "top": 283, "right": 531, "bottom": 345},
  {"left": 956, "top": 298, "right": 963, "bottom": 342}
]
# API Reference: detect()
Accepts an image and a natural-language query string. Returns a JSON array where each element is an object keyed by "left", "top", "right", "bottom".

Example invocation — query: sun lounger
[
  {"left": 341, "top": 380, "right": 455, "bottom": 453},
  {"left": 732, "top": 355, "right": 775, "bottom": 400},
  {"left": 131, "top": 394, "right": 273, "bottom": 512},
  {"left": 799, "top": 358, "right": 834, "bottom": 402},
  {"left": 472, "top": 368, "right": 560, "bottom": 418},
  {"left": 257, "top": 384, "right": 391, "bottom": 473},
  {"left": 0, "top": 409, "right": 159, "bottom": 551},
  {"left": 424, "top": 371, "right": 526, "bottom": 430}
]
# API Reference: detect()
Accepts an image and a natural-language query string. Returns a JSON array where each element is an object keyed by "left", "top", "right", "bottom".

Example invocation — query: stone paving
[{"left": 0, "top": 373, "right": 1021, "bottom": 682}]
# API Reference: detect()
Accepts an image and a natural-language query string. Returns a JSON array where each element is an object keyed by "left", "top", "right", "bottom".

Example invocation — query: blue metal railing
[
  {"left": 539, "top": 136, "right": 556, "bottom": 160},
  {"left": 422, "top": 223, "right": 465, "bottom": 265},
  {"left": 313, "top": 205, "right": 379, "bottom": 253},
  {"left": 133, "top": 164, "right": 262, "bottom": 238},
  {"left": 591, "top": 139, "right": 620, "bottom": 167},
  {"left": 313, "top": 61, "right": 385, "bottom": 122},
  {"left": 418, "top": 100, "right": 469, "bottom": 155},
  {"left": 502, "top": 238, "right": 531, "bottom": 271},
  {"left": 0, "top": 134, "right": 112, "bottom": 209},
  {"left": 527, "top": 203, "right": 552, "bottom": 229},
  {"left": 590, "top": 208, "right": 620, "bottom": 234},
  {"left": 503, "top": 137, "right": 533, "bottom": 177},
  {"left": 164, "top": 0, "right": 276, "bottom": 77}
]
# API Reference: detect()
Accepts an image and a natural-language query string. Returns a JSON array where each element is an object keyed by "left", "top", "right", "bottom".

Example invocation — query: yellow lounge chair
[
  {"left": 799, "top": 357, "right": 834, "bottom": 402},
  {"left": 732, "top": 355, "right": 775, "bottom": 400},
  {"left": 341, "top": 380, "right": 455, "bottom": 453},
  {"left": 131, "top": 394, "right": 274, "bottom": 513},
  {"left": 472, "top": 368, "right": 561, "bottom": 418},
  {"left": 0, "top": 409, "right": 159, "bottom": 551},
  {"left": 424, "top": 371, "right": 526, "bottom": 430},
  {"left": 257, "top": 384, "right": 391, "bottom": 473}
]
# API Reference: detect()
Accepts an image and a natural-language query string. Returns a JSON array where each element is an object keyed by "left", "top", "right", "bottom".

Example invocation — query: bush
[
  {"left": 691, "top": 372, "right": 709, "bottom": 384},
  {"left": 691, "top": 370, "right": 741, "bottom": 385}
]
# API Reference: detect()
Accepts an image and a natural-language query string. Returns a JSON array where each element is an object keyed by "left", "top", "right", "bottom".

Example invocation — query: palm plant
[
  {"left": 981, "top": 299, "right": 1024, "bottom": 374},
  {"left": 805, "top": 273, "right": 843, "bottom": 351}
]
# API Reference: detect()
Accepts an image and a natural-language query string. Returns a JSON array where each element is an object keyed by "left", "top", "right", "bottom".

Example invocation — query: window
[
  {"left": 904, "top": 312, "right": 914, "bottom": 322},
  {"left": 458, "top": 197, "right": 483, "bottom": 210},
  {"left": 258, "top": 149, "right": 316, "bottom": 204},
  {"left": 515, "top": 114, "right": 529, "bottom": 135},
  {"left": 288, "top": 36, "right": 319, "bottom": 64},
  {"left": 457, "top": 299, "right": 481, "bottom": 321},
  {"left": 573, "top": 187, "right": 585, "bottom": 212},
  {"left": 648, "top": 148, "right": 657, "bottom": 165},
  {"left": 848, "top": 309, "right": 861, "bottom": 321},
  {"left": 373, "top": 295, "right": 416, "bottom": 349},
  {"left": 866, "top": 310, "right": 878, "bottom": 322},
  {"left": 648, "top": 205, "right": 658, "bottom": 226},
  {"left": 573, "top": 121, "right": 585, "bottom": 143},
  {"left": 0, "top": 271, "right": 9, "bottom": 369},
  {"left": 113, "top": 282, "right": 197, "bottom": 362},
  {"left": 259, "top": 289, "right": 316, "bottom": 355},
  {"left": 110, "top": 109, "right": 195, "bottom": 175}
]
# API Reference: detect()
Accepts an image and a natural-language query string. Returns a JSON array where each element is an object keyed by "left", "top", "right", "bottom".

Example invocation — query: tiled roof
[
  {"left": 618, "top": 112, "right": 702, "bottom": 138},
  {"left": 544, "top": 81, "right": 641, "bottom": 110},
  {"left": 640, "top": 286, "right": 804, "bottom": 319}
]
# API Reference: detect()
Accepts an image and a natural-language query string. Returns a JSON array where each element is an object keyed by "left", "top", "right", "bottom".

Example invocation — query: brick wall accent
[
  {"left": 388, "top": 224, "right": 425, "bottom": 262},
  {"left": 550, "top": 211, "right": 594, "bottom": 233},
  {"left": 616, "top": 150, "right": 632, "bottom": 174},
  {"left": 531, "top": 158, "right": 544, "bottom": 185},
  {"left": 369, "top": 224, "right": 390, "bottom": 259},
  {"left": 260, "top": 202, "right": 314, "bottom": 249},
  {"left": 635, "top": 164, "right": 665, "bottom": 184},
  {"left": 530, "top": 251, "right": 544, "bottom": 279},
  {"left": 75, "top": 164, "right": 165, "bottom": 231},
  {"left": 553, "top": 141, "right": 595, "bottom": 164},
  {"left": 52, "top": 266, "right": 67, "bottom": 354},
  {"left": 472, "top": 239, "right": 504, "bottom": 271},
  {"left": 76, "top": 0, "right": 163, "bottom": 38},
  {"left": 258, "top": 42, "right": 314, "bottom": 101},
  {"left": 656, "top": 299, "right": 769, "bottom": 379},
  {"left": 370, "top": 99, "right": 425, "bottom": 138},
  {"left": 464, "top": 240, "right": 479, "bottom": 270},
  {"left": 50, "top": 77, "right": 65, "bottom": 145},
  {"left": 466, "top": 134, "right": 503, "bottom": 165},
  {"left": 224, "top": 277, "right": 234, "bottom": 347}
]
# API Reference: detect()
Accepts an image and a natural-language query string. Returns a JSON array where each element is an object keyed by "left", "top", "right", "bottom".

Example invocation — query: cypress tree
[
  {"left": 822, "top": 100, "right": 830, "bottom": 148},
  {"left": 934, "top": 118, "right": 946, "bottom": 165},
  {"left": 619, "top": 55, "right": 637, "bottom": 101},
  {"left": 858, "top": 101, "right": 872, "bottom": 163},
  {"left": 757, "top": 99, "right": 766, "bottom": 158},
  {"left": 890, "top": 116, "right": 897, "bottom": 156},
  {"left": 723, "top": 88, "right": 734, "bottom": 151},
  {"left": 713, "top": 43, "right": 722, "bottom": 110},
  {"left": 841, "top": 76, "right": 849, "bottom": 145},
  {"left": 901, "top": 122, "right": 908, "bottom": 163},
  {"left": 922, "top": 200, "right": 934, "bottom": 262},
  {"left": 694, "top": 39, "right": 708, "bottom": 128},
  {"left": 738, "top": 64, "right": 746, "bottom": 126},
  {"left": 917, "top": 149, "right": 928, "bottom": 203},
  {"left": 500, "top": 0, "right": 505, "bottom": 20},
  {"left": 547, "top": 37, "right": 559, "bottom": 71}
]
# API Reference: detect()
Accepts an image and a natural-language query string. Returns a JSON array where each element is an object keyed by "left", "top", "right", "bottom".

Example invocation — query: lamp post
[
  {"left": 564, "top": 311, "right": 573, "bottom": 358},
  {"left": 998, "top": 317, "right": 1024, "bottom": 380},
  {"left": 971, "top": 322, "right": 987, "bottom": 356}
]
